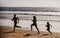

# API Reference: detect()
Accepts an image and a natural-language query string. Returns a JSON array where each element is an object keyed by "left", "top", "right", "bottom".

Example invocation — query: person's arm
[
  {"left": 50, "top": 24, "right": 52, "bottom": 27},
  {"left": 32, "top": 20, "right": 33, "bottom": 21},
  {"left": 17, "top": 18, "right": 19, "bottom": 23},
  {"left": 12, "top": 17, "right": 14, "bottom": 21},
  {"left": 45, "top": 25, "right": 47, "bottom": 27}
]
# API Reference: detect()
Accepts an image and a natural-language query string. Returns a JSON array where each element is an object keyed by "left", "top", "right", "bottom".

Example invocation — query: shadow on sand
[
  {"left": 0, "top": 31, "right": 16, "bottom": 34},
  {"left": 24, "top": 33, "right": 38, "bottom": 37},
  {"left": 24, "top": 34, "right": 32, "bottom": 37},
  {"left": 42, "top": 34, "right": 49, "bottom": 36}
]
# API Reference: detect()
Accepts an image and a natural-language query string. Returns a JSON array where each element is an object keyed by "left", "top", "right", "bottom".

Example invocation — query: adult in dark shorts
[{"left": 12, "top": 14, "right": 21, "bottom": 31}]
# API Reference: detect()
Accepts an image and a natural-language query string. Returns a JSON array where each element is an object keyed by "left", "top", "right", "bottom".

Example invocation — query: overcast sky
[
  {"left": 0, "top": 0, "right": 60, "bottom": 14},
  {"left": 0, "top": 0, "right": 60, "bottom": 7}
]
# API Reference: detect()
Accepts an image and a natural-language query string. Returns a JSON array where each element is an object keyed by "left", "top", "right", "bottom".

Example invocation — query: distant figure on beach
[
  {"left": 45, "top": 22, "right": 52, "bottom": 34},
  {"left": 12, "top": 14, "right": 21, "bottom": 31},
  {"left": 31, "top": 16, "right": 40, "bottom": 34}
]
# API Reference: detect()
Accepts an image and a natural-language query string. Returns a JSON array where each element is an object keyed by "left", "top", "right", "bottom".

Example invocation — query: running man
[
  {"left": 12, "top": 14, "right": 21, "bottom": 31},
  {"left": 45, "top": 22, "right": 52, "bottom": 34},
  {"left": 31, "top": 16, "right": 40, "bottom": 34}
]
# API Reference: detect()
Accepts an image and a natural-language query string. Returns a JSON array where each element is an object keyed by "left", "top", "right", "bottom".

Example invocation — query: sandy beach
[{"left": 0, "top": 26, "right": 60, "bottom": 38}]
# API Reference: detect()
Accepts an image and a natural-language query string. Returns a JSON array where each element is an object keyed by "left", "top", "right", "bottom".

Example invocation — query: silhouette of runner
[
  {"left": 45, "top": 22, "right": 52, "bottom": 34},
  {"left": 31, "top": 16, "right": 40, "bottom": 34},
  {"left": 12, "top": 14, "right": 21, "bottom": 31}
]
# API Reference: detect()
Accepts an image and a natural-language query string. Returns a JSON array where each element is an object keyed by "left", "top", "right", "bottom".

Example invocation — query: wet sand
[{"left": 0, "top": 26, "right": 60, "bottom": 38}]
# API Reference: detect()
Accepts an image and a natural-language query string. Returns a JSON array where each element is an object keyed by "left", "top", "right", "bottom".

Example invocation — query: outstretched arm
[
  {"left": 45, "top": 25, "right": 47, "bottom": 27},
  {"left": 17, "top": 18, "right": 19, "bottom": 23},
  {"left": 12, "top": 18, "right": 14, "bottom": 21},
  {"left": 50, "top": 24, "right": 52, "bottom": 27}
]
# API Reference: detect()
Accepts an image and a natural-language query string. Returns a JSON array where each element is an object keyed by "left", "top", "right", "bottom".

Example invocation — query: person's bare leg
[
  {"left": 13, "top": 23, "right": 16, "bottom": 32},
  {"left": 31, "top": 24, "right": 33, "bottom": 31},
  {"left": 35, "top": 25, "right": 40, "bottom": 34},
  {"left": 16, "top": 26, "right": 21, "bottom": 28},
  {"left": 48, "top": 30, "right": 52, "bottom": 34},
  {"left": 13, "top": 25, "right": 16, "bottom": 32}
]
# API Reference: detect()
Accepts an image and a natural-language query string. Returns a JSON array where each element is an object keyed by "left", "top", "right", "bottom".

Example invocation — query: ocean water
[
  {"left": 0, "top": 19, "right": 60, "bottom": 33},
  {"left": 0, "top": 11, "right": 60, "bottom": 32}
]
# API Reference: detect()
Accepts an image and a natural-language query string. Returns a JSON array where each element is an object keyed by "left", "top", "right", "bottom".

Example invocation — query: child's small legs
[
  {"left": 48, "top": 29, "right": 52, "bottom": 34},
  {"left": 48, "top": 30, "right": 52, "bottom": 34}
]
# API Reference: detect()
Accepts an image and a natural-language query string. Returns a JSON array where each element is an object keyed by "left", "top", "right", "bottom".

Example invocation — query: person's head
[
  {"left": 14, "top": 14, "right": 16, "bottom": 17},
  {"left": 33, "top": 16, "right": 36, "bottom": 19},
  {"left": 47, "top": 22, "right": 49, "bottom": 24}
]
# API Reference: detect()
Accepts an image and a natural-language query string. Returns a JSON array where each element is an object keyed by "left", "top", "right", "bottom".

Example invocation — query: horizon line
[{"left": 0, "top": 7, "right": 60, "bottom": 12}]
